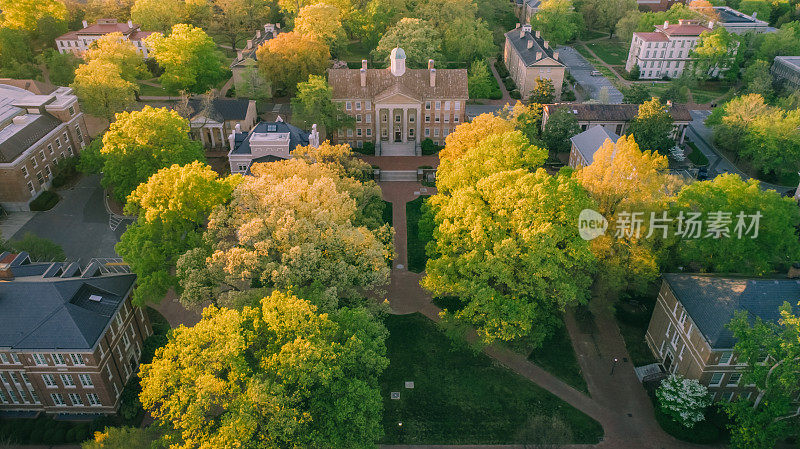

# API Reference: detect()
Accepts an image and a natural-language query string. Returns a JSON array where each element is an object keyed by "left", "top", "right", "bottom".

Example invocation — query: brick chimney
[
  {"left": 535, "top": 30, "right": 541, "bottom": 38},
  {"left": 246, "top": 39, "right": 253, "bottom": 49},
  {"left": 82, "top": 20, "right": 88, "bottom": 28},
  {"left": 664, "top": 21, "right": 669, "bottom": 28},
  {"left": 428, "top": 59, "right": 435, "bottom": 70},
  {"left": 237, "top": 50, "right": 243, "bottom": 60},
  {"left": 536, "top": 51, "right": 543, "bottom": 60},
  {"left": 360, "top": 68, "right": 367, "bottom": 87},
  {"left": 553, "top": 51, "right": 559, "bottom": 61},
  {"left": 127, "top": 20, "right": 133, "bottom": 29},
  {"left": 430, "top": 68, "right": 436, "bottom": 87},
  {"left": 256, "top": 30, "right": 262, "bottom": 38},
  {"left": 543, "top": 41, "right": 549, "bottom": 49},
  {"left": 362, "top": 59, "right": 368, "bottom": 70},
  {"left": 527, "top": 39, "right": 534, "bottom": 49}
]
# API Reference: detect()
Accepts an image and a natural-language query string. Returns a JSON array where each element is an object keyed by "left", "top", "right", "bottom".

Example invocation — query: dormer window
[{"left": 267, "top": 124, "right": 277, "bottom": 132}]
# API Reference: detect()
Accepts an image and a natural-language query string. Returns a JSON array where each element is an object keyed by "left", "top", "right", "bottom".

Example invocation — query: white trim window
[
  {"left": 0, "top": 354, "right": 7, "bottom": 364},
  {"left": 42, "top": 374, "right": 56, "bottom": 388},
  {"left": 727, "top": 373, "right": 741, "bottom": 386},
  {"left": 60, "top": 374, "right": 75, "bottom": 387},
  {"left": 52, "top": 353, "right": 66, "bottom": 366},
  {"left": 709, "top": 372, "right": 723, "bottom": 386},
  {"left": 678, "top": 310, "right": 687, "bottom": 326},
  {"left": 32, "top": 353, "right": 47, "bottom": 365},
  {"left": 51, "top": 393, "right": 65, "bottom": 406},
  {"left": 79, "top": 374, "right": 94, "bottom": 387},
  {"left": 719, "top": 351, "right": 733, "bottom": 365},
  {"left": 87, "top": 393, "right": 101, "bottom": 406},
  {"left": 68, "top": 393, "right": 83, "bottom": 406},
  {"left": 345, "top": 101, "right": 352, "bottom": 111},
  {"left": 70, "top": 354, "right": 85, "bottom": 365}
]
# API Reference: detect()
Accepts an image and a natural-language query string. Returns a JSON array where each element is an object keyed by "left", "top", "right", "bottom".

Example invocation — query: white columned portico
[
  {"left": 209, "top": 127, "right": 216, "bottom": 147},
  {"left": 402, "top": 108, "right": 407, "bottom": 143}
]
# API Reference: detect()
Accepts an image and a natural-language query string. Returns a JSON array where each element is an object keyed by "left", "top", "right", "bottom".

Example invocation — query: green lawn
[
  {"left": 528, "top": 324, "right": 589, "bottom": 394},
  {"left": 581, "top": 29, "right": 609, "bottom": 41},
  {"left": 137, "top": 82, "right": 171, "bottom": 97},
  {"left": 406, "top": 196, "right": 431, "bottom": 273},
  {"left": 686, "top": 142, "right": 709, "bottom": 166},
  {"left": 380, "top": 314, "right": 604, "bottom": 445},
  {"left": 690, "top": 81, "right": 733, "bottom": 104},
  {"left": 587, "top": 40, "right": 629, "bottom": 66}
]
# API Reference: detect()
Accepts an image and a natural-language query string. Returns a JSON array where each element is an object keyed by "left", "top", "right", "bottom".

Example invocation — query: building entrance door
[{"left": 394, "top": 130, "right": 401, "bottom": 142}]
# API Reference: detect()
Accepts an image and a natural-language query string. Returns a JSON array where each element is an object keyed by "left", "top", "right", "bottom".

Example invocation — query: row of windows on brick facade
[
  {"left": 338, "top": 127, "right": 458, "bottom": 139},
  {"left": 20, "top": 125, "right": 84, "bottom": 197},
  {"left": 347, "top": 113, "right": 461, "bottom": 125},
  {"left": 0, "top": 383, "right": 103, "bottom": 408},
  {"left": 343, "top": 100, "right": 462, "bottom": 112}
]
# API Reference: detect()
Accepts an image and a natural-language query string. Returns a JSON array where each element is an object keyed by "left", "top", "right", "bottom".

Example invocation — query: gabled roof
[
  {"left": 229, "top": 120, "right": 310, "bottom": 156},
  {"left": 663, "top": 274, "right": 800, "bottom": 349},
  {"left": 328, "top": 67, "right": 468, "bottom": 100},
  {"left": 56, "top": 19, "right": 142, "bottom": 41},
  {"left": 504, "top": 26, "right": 563, "bottom": 67},
  {"left": 570, "top": 125, "right": 619, "bottom": 165},
  {"left": 635, "top": 32, "right": 670, "bottom": 42},
  {"left": 184, "top": 98, "right": 252, "bottom": 123},
  {"left": 0, "top": 258, "right": 136, "bottom": 351},
  {"left": 545, "top": 103, "right": 693, "bottom": 123}
]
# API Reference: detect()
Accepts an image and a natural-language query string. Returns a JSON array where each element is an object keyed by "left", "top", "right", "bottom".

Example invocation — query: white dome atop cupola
[{"left": 390, "top": 47, "right": 406, "bottom": 77}]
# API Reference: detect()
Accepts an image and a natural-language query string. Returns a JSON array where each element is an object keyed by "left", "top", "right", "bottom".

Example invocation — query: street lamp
[{"left": 610, "top": 357, "right": 620, "bottom": 376}]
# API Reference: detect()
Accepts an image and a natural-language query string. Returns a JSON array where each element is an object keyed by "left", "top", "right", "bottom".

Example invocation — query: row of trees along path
[{"left": 378, "top": 179, "right": 711, "bottom": 449}]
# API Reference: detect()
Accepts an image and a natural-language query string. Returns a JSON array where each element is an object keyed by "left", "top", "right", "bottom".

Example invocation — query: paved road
[
  {"left": 557, "top": 46, "right": 623, "bottom": 104},
  {"left": 11, "top": 174, "right": 130, "bottom": 262},
  {"left": 687, "top": 110, "right": 794, "bottom": 194}
]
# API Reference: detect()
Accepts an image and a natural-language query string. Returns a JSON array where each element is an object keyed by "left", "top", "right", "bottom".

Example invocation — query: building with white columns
[
  {"left": 55, "top": 19, "right": 153, "bottom": 57},
  {"left": 327, "top": 48, "right": 468, "bottom": 156}
]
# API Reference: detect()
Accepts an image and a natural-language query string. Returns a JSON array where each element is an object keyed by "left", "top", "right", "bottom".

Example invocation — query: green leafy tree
[
  {"left": 656, "top": 374, "right": 712, "bottom": 428},
  {"left": 139, "top": 291, "right": 388, "bottom": 449},
  {"left": 37, "top": 49, "right": 80, "bottom": 86},
  {"left": 83, "top": 32, "right": 147, "bottom": 82},
  {"left": 742, "top": 106, "right": 800, "bottom": 179},
  {"left": 256, "top": 31, "right": 330, "bottom": 95},
  {"left": 532, "top": 0, "right": 583, "bottom": 45},
  {"left": 176, "top": 159, "right": 392, "bottom": 310},
  {"left": 82, "top": 426, "right": 159, "bottom": 449},
  {"left": 206, "top": 0, "right": 277, "bottom": 50},
  {"left": 629, "top": 97, "right": 674, "bottom": 153},
  {"left": 291, "top": 74, "right": 354, "bottom": 138},
  {"left": 373, "top": 17, "right": 443, "bottom": 68},
  {"left": 622, "top": 84, "right": 651, "bottom": 104},
  {"left": 71, "top": 59, "right": 136, "bottom": 120},
  {"left": 542, "top": 108, "right": 580, "bottom": 153},
  {"left": 579, "top": 0, "right": 638, "bottom": 37},
  {"left": 755, "top": 21, "right": 800, "bottom": 62},
  {"left": 743, "top": 59, "right": 774, "bottom": 99},
  {"left": 146, "top": 23, "right": 228, "bottom": 94},
  {"left": 725, "top": 303, "right": 800, "bottom": 449},
  {"left": 705, "top": 93, "right": 769, "bottom": 158},
  {"left": 0, "top": 0, "right": 67, "bottom": 31},
  {"left": 467, "top": 59, "right": 495, "bottom": 99},
  {"left": 0, "top": 28, "right": 39, "bottom": 79},
  {"left": 507, "top": 101, "right": 544, "bottom": 144},
  {"left": 117, "top": 162, "right": 240, "bottom": 305},
  {"left": 8, "top": 233, "right": 65, "bottom": 262},
  {"left": 131, "top": 0, "right": 187, "bottom": 33},
  {"left": 99, "top": 106, "right": 205, "bottom": 202},
  {"left": 529, "top": 76, "right": 555, "bottom": 104},
  {"left": 295, "top": 2, "right": 346, "bottom": 52},
  {"left": 690, "top": 27, "right": 739, "bottom": 80},
  {"left": 347, "top": 0, "right": 405, "bottom": 48},
  {"left": 423, "top": 167, "right": 597, "bottom": 345},
  {"left": 672, "top": 174, "right": 800, "bottom": 275}
]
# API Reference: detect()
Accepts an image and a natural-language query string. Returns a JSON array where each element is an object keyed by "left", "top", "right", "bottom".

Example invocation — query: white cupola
[{"left": 390, "top": 47, "right": 406, "bottom": 77}]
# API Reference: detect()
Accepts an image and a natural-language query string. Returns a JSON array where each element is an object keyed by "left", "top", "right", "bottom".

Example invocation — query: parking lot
[{"left": 557, "top": 46, "right": 624, "bottom": 103}]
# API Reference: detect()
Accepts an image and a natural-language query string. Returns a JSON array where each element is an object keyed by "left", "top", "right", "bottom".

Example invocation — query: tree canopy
[
  {"left": 117, "top": 162, "right": 240, "bottom": 305},
  {"left": 295, "top": 2, "right": 346, "bottom": 51},
  {"left": 146, "top": 24, "right": 228, "bottom": 94},
  {"left": 140, "top": 291, "right": 389, "bottom": 449},
  {"left": 291, "top": 75, "right": 354, "bottom": 138},
  {"left": 99, "top": 106, "right": 205, "bottom": 202},
  {"left": 256, "top": 31, "right": 330, "bottom": 95},
  {"left": 131, "top": 0, "right": 187, "bottom": 33},
  {"left": 690, "top": 27, "right": 739, "bottom": 80},
  {"left": 532, "top": 0, "right": 582, "bottom": 45},
  {"left": 71, "top": 59, "right": 137, "bottom": 121},
  {"left": 176, "top": 158, "right": 392, "bottom": 310},
  {"left": 629, "top": 97, "right": 675, "bottom": 154},
  {"left": 578, "top": 0, "right": 638, "bottom": 37},
  {"left": 373, "top": 18, "right": 443, "bottom": 68},
  {"left": 0, "top": 0, "right": 67, "bottom": 31},
  {"left": 542, "top": 108, "right": 580, "bottom": 153}
]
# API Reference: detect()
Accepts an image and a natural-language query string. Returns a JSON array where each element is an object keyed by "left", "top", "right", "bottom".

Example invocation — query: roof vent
[
  {"left": 12, "top": 116, "right": 28, "bottom": 125},
  {"left": 88, "top": 294, "right": 103, "bottom": 302}
]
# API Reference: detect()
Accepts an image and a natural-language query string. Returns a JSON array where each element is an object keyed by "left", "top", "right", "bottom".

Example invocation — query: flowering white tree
[{"left": 656, "top": 374, "right": 712, "bottom": 428}]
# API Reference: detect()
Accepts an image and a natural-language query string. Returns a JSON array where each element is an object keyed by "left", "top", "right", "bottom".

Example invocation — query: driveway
[
  {"left": 557, "top": 46, "right": 623, "bottom": 104},
  {"left": 687, "top": 110, "right": 794, "bottom": 194},
  {"left": 11, "top": 174, "right": 130, "bottom": 262}
]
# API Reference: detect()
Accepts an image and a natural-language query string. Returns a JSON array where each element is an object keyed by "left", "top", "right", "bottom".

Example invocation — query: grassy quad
[
  {"left": 380, "top": 314, "right": 604, "bottom": 445},
  {"left": 406, "top": 196, "right": 431, "bottom": 273},
  {"left": 587, "top": 39, "right": 629, "bottom": 67}
]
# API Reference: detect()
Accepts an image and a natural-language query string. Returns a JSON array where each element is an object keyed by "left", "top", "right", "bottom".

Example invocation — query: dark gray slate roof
[
  {"left": 0, "top": 114, "right": 62, "bottom": 163},
  {"left": 570, "top": 125, "right": 619, "bottom": 165},
  {"left": 504, "top": 27, "right": 561, "bottom": 67},
  {"left": 663, "top": 274, "right": 800, "bottom": 349},
  {"left": 0, "top": 259, "right": 136, "bottom": 351},
  {"left": 714, "top": 6, "right": 761, "bottom": 24},
  {"left": 230, "top": 121, "right": 310, "bottom": 156},
  {"left": 186, "top": 98, "right": 250, "bottom": 122}
]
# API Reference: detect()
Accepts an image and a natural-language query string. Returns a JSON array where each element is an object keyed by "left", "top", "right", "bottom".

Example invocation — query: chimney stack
[
  {"left": 428, "top": 59, "right": 435, "bottom": 70},
  {"left": 708, "top": 20, "right": 715, "bottom": 28},
  {"left": 553, "top": 51, "right": 559, "bottom": 60},
  {"left": 362, "top": 59, "right": 368, "bottom": 70},
  {"left": 237, "top": 50, "right": 243, "bottom": 60},
  {"left": 527, "top": 39, "right": 534, "bottom": 49},
  {"left": 429, "top": 68, "right": 436, "bottom": 87},
  {"left": 752, "top": 11, "right": 757, "bottom": 18},
  {"left": 664, "top": 21, "right": 669, "bottom": 28},
  {"left": 82, "top": 20, "right": 88, "bottom": 28},
  {"left": 536, "top": 51, "right": 543, "bottom": 60},
  {"left": 543, "top": 40, "right": 549, "bottom": 49},
  {"left": 127, "top": 20, "right": 133, "bottom": 29},
  {"left": 535, "top": 30, "right": 541, "bottom": 38},
  {"left": 246, "top": 39, "right": 253, "bottom": 49},
  {"left": 516, "top": 22, "right": 520, "bottom": 29},
  {"left": 256, "top": 30, "right": 262, "bottom": 38},
  {"left": 360, "top": 68, "right": 366, "bottom": 87}
]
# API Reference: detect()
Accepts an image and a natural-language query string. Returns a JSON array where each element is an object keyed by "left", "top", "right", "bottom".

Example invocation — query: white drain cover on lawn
[
  {"left": 404, "top": 381, "right": 414, "bottom": 389},
  {"left": 391, "top": 392, "right": 400, "bottom": 400},
  {"left": 396, "top": 264, "right": 404, "bottom": 269}
]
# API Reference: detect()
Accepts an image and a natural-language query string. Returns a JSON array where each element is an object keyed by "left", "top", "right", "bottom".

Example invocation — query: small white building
[
  {"left": 227, "top": 117, "right": 319, "bottom": 174},
  {"left": 55, "top": 19, "right": 153, "bottom": 57},
  {"left": 625, "top": 20, "right": 714, "bottom": 80}
]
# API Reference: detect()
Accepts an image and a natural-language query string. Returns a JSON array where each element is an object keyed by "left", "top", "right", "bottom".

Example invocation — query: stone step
[
  {"left": 380, "top": 142, "right": 417, "bottom": 156},
  {"left": 380, "top": 170, "right": 417, "bottom": 182}
]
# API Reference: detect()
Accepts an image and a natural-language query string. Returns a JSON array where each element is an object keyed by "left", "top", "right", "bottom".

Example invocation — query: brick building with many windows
[
  {"left": 645, "top": 274, "right": 800, "bottom": 404},
  {"left": 625, "top": 20, "right": 715, "bottom": 80},
  {"left": 327, "top": 48, "right": 468, "bottom": 156},
  {"left": 0, "top": 253, "right": 150, "bottom": 417},
  {"left": 0, "top": 82, "right": 89, "bottom": 211},
  {"left": 55, "top": 19, "right": 153, "bottom": 58}
]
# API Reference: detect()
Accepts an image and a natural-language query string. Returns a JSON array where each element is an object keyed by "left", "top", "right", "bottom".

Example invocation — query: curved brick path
[{"left": 378, "top": 176, "right": 712, "bottom": 449}]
